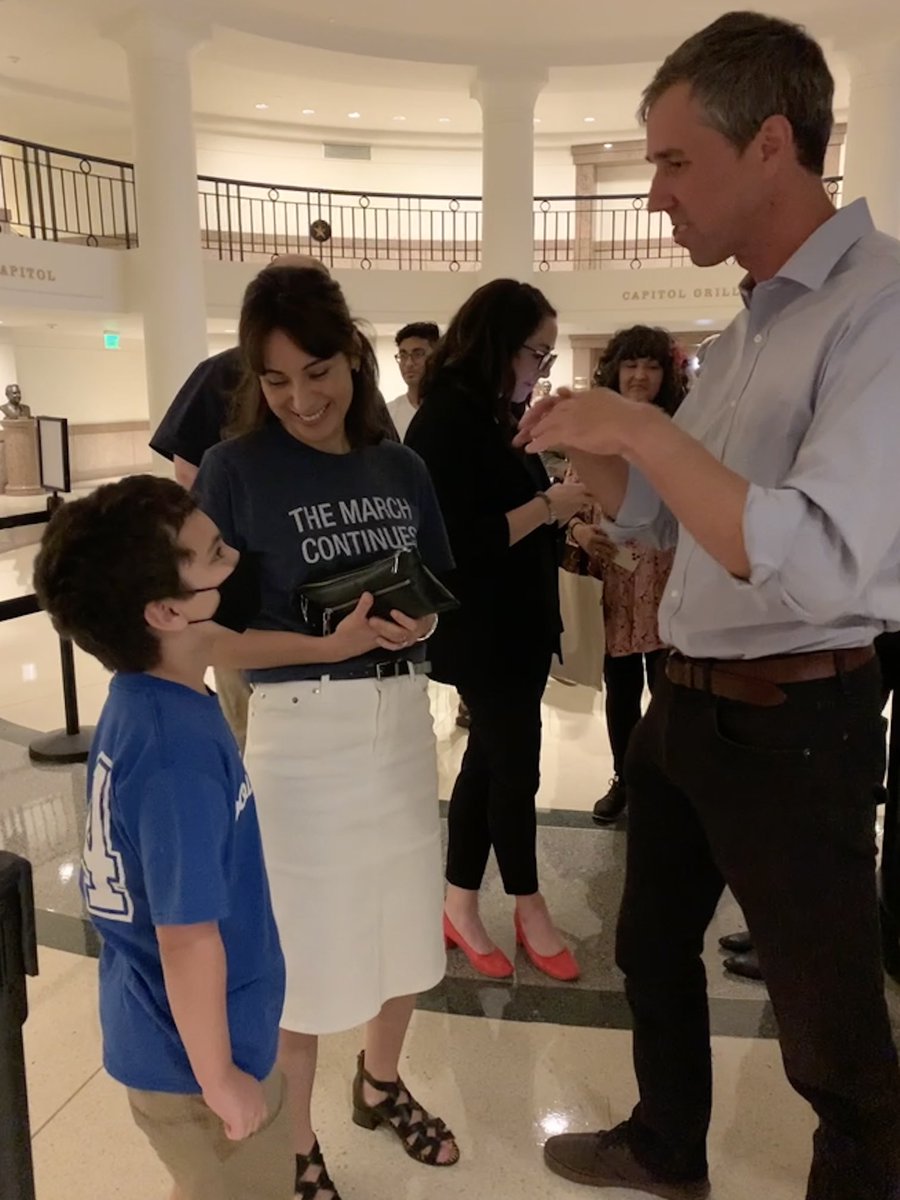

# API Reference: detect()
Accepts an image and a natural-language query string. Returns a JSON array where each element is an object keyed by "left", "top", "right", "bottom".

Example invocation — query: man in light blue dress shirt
[{"left": 524, "top": 12, "right": 900, "bottom": 1200}]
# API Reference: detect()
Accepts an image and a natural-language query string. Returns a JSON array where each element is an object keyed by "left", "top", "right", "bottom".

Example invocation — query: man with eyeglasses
[{"left": 389, "top": 322, "right": 440, "bottom": 440}]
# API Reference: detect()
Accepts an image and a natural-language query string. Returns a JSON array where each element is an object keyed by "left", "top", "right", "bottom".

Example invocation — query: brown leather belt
[{"left": 665, "top": 646, "right": 875, "bottom": 708}]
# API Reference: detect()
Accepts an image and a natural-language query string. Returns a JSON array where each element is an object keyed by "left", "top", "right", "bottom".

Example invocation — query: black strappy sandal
[
  {"left": 294, "top": 1140, "right": 342, "bottom": 1199},
  {"left": 351, "top": 1051, "right": 460, "bottom": 1167}
]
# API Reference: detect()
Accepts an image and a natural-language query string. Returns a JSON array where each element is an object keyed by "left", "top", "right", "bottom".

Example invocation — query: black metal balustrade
[
  {"left": 534, "top": 193, "right": 691, "bottom": 272},
  {"left": 0, "top": 135, "right": 137, "bottom": 248},
  {"left": 0, "top": 133, "right": 844, "bottom": 271},
  {"left": 198, "top": 176, "right": 482, "bottom": 271},
  {"left": 534, "top": 177, "right": 845, "bottom": 271}
]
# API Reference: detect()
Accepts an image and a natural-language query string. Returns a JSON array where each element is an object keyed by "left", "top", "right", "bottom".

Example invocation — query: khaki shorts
[
  {"left": 127, "top": 1069, "right": 293, "bottom": 1200},
  {"left": 214, "top": 667, "right": 251, "bottom": 754}
]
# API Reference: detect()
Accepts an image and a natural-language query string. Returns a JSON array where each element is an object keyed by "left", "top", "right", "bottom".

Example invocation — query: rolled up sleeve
[
  {"left": 604, "top": 466, "right": 678, "bottom": 551},
  {"left": 742, "top": 285, "right": 900, "bottom": 622}
]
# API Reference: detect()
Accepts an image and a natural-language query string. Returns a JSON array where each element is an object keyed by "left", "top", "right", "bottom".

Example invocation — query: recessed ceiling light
[
  {"left": 347, "top": 111, "right": 361, "bottom": 119},
  {"left": 583, "top": 116, "right": 596, "bottom": 123},
  {"left": 393, "top": 115, "right": 407, "bottom": 121},
  {"left": 255, "top": 103, "right": 269, "bottom": 110},
  {"left": 695, "top": 318, "right": 714, "bottom": 327},
  {"left": 603, "top": 142, "right": 614, "bottom": 149},
  {"left": 438, "top": 117, "right": 451, "bottom": 123},
  {"left": 533, "top": 118, "right": 542, "bottom": 125},
  {"left": 301, "top": 108, "right": 315, "bottom": 116}
]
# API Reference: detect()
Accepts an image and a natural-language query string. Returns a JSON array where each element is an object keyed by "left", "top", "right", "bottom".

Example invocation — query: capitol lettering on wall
[
  {"left": 0, "top": 264, "right": 57, "bottom": 282},
  {"left": 621, "top": 286, "right": 741, "bottom": 301}
]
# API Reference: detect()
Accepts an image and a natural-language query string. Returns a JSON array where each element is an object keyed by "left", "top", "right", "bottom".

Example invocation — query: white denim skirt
[{"left": 245, "top": 671, "right": 445, "bottom": 1035}]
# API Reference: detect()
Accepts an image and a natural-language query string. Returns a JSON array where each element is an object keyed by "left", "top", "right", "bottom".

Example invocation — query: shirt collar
[{"left": 739, "top": 198, "right": 875, "bottom": 306}]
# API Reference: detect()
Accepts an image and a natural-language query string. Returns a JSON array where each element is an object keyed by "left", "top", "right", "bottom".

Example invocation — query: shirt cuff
[
  {"left": 742, "top": 483, "right": 807, "bottom": 587},
  {"left": 604, "top": 466, "right": 662, "bottom": 539}
]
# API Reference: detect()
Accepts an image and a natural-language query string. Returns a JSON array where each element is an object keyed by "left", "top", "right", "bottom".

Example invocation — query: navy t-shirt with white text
[{"left": 193, "top": 422, "right": 454, "bottom": 683}]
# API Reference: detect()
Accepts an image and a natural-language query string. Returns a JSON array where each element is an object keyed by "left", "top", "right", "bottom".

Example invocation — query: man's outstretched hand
[{"left": 514, "top": 387, "right": 648, "bottom": 459}]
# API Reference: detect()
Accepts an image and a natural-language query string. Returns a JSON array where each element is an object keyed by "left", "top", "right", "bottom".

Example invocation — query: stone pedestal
[{"left": 2, "top": 418, "right": 42, "bottom": 495}]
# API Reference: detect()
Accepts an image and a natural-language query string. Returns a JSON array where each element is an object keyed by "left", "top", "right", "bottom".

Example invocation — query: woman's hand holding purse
[
  {"left": 327, "top": 594, "right": 438, "bottom": 661},
  {"left": 369, "top": 610, "right": 438, "bottom": 651}
]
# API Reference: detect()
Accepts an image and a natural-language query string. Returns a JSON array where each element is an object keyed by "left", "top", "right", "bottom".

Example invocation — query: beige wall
[{"left": 13, "top": 334, "right": 148, "bottom": 423}]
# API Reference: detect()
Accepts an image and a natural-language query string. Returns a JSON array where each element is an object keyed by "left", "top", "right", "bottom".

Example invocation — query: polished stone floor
[{"left": 27, "top": 947, "right": 817, "bottom": 1200}]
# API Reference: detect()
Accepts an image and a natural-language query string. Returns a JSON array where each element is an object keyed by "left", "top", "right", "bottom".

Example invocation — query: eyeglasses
[
  {"left": 395, "top": 349, "right": 430, "bottom": 364},
  {"left": 521, "top": 344, "right": 558, "bottom": 378}
]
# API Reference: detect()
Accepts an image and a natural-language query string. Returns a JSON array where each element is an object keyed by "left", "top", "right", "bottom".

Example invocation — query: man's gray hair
[{"left": 639, "top": 11, "right": 834, "bottom": 175}]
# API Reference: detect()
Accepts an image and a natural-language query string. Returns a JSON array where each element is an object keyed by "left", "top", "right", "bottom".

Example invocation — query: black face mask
[{"left": 187, "top": 552, "right": 261, "bottom": 634}]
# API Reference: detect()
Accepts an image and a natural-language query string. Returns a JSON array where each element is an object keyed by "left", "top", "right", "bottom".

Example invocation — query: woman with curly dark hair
[{"left": 566, "top": 325, "right": 689, "bottom": 824}]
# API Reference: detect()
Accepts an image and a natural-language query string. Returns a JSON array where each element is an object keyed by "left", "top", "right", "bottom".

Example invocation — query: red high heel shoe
[
  {"left": 443, "top": 913, "right": 514, "bottom": 979},
  {"left": 515, "top": 913, "right": 580, "bottom": 982}
]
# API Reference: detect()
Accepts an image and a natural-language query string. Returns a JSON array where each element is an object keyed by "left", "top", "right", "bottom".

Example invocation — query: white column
[
  {"left": 107, "top": 6, "right": 210, "bottom": 459},
  {"left": 0, "top": 340, "right": 17, "bottom": 392},
  {"left": 472, "top": 67, "right": 547, "bottom": 280},
  {"left": 841, "top": 39, "right": 900, "bottom": 238}
]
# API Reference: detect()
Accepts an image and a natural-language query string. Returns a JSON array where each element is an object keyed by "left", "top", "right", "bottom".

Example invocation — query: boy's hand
[{"left": 202, "top": 1066, "right": 268, "bottom": 1141}]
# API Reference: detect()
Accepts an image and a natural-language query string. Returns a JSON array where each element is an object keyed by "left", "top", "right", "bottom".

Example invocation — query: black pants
[
  {"left": 616, "top": 660, "right": 900, "bottom": 1199},
  {"left": 877, "top": 633, "right": 900, "bottom": 959},
  {"left": 446, "top": 664, "right": 550, "bottom": 896},
  {"left": 603, "top": 650, "right": 665, "bottom": 776}
]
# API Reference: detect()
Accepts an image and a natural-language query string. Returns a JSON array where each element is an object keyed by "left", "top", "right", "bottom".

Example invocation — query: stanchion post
[
  {"left": 27, "top": 493, "right": 95, "bottom": 765},
  {"left": 0, "top": 851, "right": 38, "bottom": 1200}
]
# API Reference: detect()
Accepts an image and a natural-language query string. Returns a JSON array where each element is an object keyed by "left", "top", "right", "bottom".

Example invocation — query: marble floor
[
  {"left": 28, "top": 946, "right": 817, "bottom": 1200},
  {"left": 1, "top": 537, "right": 895, "bottom": 1200}
]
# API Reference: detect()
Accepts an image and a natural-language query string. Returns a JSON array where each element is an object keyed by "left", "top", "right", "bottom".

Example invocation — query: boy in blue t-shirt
[{"left": 33, "top": 475, "right": 291, "bottom": 1200}]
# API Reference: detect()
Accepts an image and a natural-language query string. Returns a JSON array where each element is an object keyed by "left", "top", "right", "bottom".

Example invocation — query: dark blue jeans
[{"left": 616, "top": 658, "right": 900, "bottom": 1199}]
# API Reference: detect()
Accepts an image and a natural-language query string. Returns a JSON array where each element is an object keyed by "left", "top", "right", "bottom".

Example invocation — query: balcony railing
[
  {"left": 533, "top": 177, "right": 844, "bottom": 271},
  {"left": 199, "top": 176, "right": 482, "bottom": 271},
  {"left": 0, "top": 134, "right": 844, "bottom": 272},
  {"left": 534, "top": 194, "right": 690, "bottom": 272},
  {"left": 0, "top": 135, "right": 137, "bottom": 248}
]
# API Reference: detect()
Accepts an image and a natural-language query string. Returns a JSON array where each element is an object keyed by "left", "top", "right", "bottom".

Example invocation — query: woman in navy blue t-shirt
[{"left": 195, "top": 266, "right": 458, "bottom": 1198}]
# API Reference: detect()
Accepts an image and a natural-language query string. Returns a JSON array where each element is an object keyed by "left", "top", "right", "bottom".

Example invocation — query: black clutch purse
[{"left": 294, "top": 548, "right": 459, "bottom": 636}]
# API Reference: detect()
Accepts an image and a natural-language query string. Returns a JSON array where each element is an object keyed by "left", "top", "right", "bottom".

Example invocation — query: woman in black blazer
[{"left": 406, "top": 279, "right": 586, "bottom": 981}]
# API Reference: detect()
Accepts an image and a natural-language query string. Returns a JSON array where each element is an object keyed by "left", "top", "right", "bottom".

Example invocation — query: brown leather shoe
[{"left": 544, "top": 1125, "right": 710, "bottom": 1197}]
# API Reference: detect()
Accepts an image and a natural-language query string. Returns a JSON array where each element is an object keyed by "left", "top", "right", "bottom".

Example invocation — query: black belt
[{"left": 264, "top": 658, "right": 429, "bottom": 686}]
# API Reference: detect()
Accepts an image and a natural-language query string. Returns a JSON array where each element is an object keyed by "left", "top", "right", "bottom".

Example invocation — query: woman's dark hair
[
  {"left": 422, "top": 279, "right": 556, "bottom": 421},
  {"left": 33, "top": 475, "right": 197, "bottom": 674},
  {"left": 593, "top": 325, "right": 688, "bottom": 415},
  {"left": 230, "top": 266, "right": 385, "bottom": 447}
]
